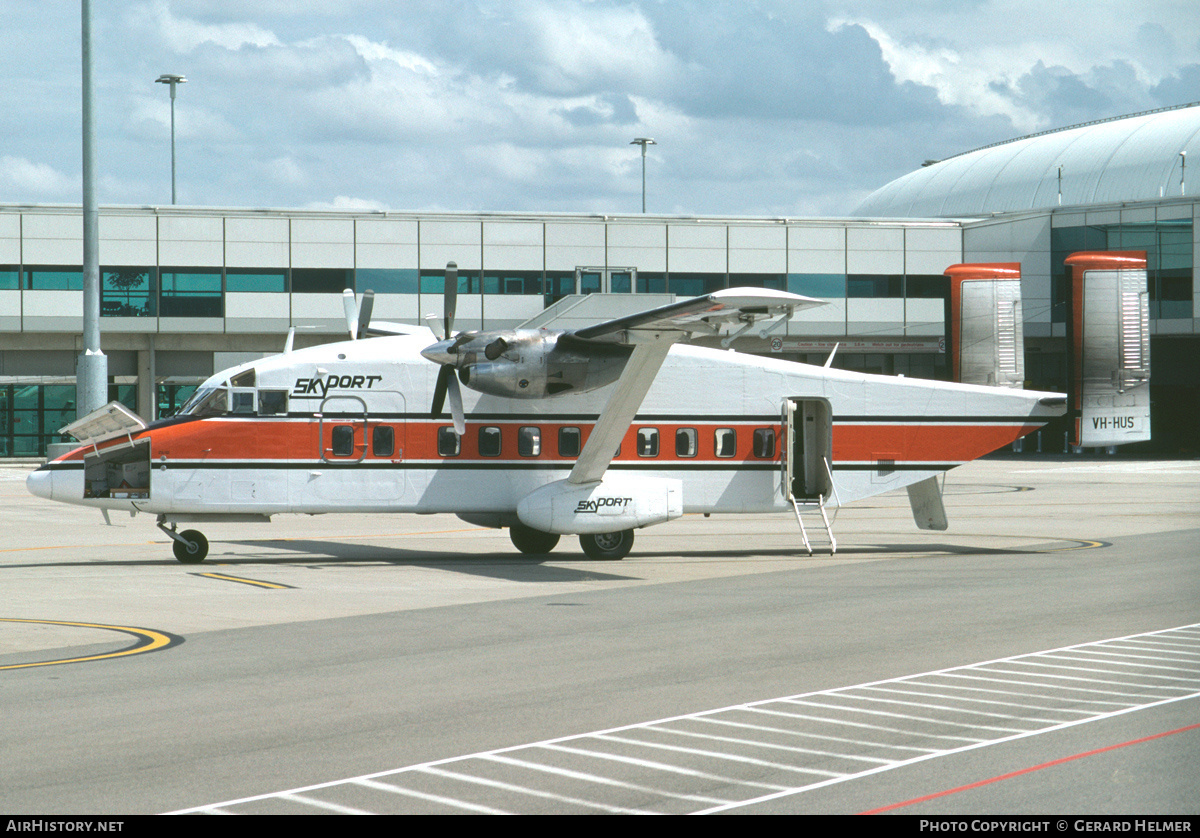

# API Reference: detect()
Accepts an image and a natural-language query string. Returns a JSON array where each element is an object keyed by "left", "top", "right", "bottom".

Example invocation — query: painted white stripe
[
  {"left": 830, "top": 689, "right": 1067, "bottom": 724},
  {"left": 695, "top": 714, "right": 935, "bottom": 754},
  {"left": 904, "top": 676, "right": 1125, "bottom": 709},
  {"left": 278, "top": 792, "right": 374, "bottom": 815},
  {"left": 417, "top": 765, "right": 644, "bottom": 814},
  {"left": 696, "top": 688, "right": 1200, "bottom": 815},
  {"left": 937, "top": 671, "right": 1146, "bottom": 703},
  {"left": 1068, "top": 646, "right": 1200, "bottom": 665},
  {"left": 962, "top": 666, "right": 1175, "bottom": 697},
  {"left": 782, "top": 698, "right": 1023, "bottom": 736},
  {"left": 998, "top": 658, "right": 1200, "bottom": 687},
  {"left": 539, "top": 742, "right": 790, "bottom": 792},
  {"left": 854, "top": 684, "right": 1086, "bottom": 717},
  {"left": 482, "top": 753, "right": 731, "bottom": 806},
  {"left": 1099, "top": 640, "right": 1200, "bottom": 657},
  {"left": 645, "top": 721, "right": 893, "bottom": 765},
  {"left": 167, "top": 622, "right": 1200, "bottom": 816},
  {"left": 596, "top": 732, "right": 845, "bottom": 779},
  {"left": 744, "top": 704, "right": 977, "bottom": 744},
  {"left": 352, "top": 777, "right": 511, "bottom": 815},
  {"left": 1042, "top": 650, "right": 1200, "bottom": 675}
]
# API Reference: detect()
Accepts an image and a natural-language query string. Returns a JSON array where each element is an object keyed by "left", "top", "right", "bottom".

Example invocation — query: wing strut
[{"left": 567, "top": 338, "right": 673, "bottom": 485}]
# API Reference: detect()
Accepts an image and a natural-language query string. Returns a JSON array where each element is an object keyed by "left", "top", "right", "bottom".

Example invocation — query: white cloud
[
  {"left": 0, "top": 156, "right": 77, "bottom": 198},
  {"left": 304, "top": 195, "right": 390, "bottom": 211},
  {"left": 135, "top": 1, "right": 281, "bottom": 52},
  {"left": 4, "top": 2, "right": 1198, "bottom": 215},
  {"left": 513, "top": 0, "right": 683, "bottom": 95}
]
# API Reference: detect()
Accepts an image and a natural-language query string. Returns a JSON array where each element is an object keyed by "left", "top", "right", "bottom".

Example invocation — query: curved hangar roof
[{"left": 853, "top": 103, "right": 1200, "bottom": 218}]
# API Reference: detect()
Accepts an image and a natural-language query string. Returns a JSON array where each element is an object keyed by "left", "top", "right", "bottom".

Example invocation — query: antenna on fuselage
[{"left": 823, "top": 343, "right": 840, "bottom": 368}]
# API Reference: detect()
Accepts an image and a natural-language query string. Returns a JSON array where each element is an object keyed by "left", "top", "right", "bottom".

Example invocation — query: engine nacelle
[
  {"left": 456, "top": 330, "right": 628, "bottom": 399},
  {"left": 517, "top": 476, "right": 683, "bottom": 535}
]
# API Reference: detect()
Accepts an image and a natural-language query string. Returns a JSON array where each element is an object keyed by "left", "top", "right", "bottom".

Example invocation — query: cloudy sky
[{"left": 2, "top": 1, "right": 1198, "bottom": 217}]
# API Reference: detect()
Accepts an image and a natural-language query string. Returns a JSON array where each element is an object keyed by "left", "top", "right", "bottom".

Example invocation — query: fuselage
[{"left": 28, "top": 333, "right": 1065, "bottom": 523}]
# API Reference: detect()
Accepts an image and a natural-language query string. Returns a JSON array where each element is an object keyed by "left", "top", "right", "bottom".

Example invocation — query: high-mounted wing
[
  {"left": 418, "top": 285, "right": 823, "bottom": 482},
  {"left": 565, "top": 288, "right": 823, "bottom": 484},
  {"left": 568, "top": 287, "right": 822, "bottom": 345}
]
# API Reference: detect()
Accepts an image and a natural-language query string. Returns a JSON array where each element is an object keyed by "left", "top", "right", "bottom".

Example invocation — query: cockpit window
[
  {"left": 181, "top": 386, "right": 228, "bottom": 417},
  {"left": 258, "top": 390, "right": 288, "bottom": 416},
  {"left": 230, "top": 390, "right": 256, "bottom": 414},
  {"left": 230, "top": 369, "right": 256, "bottom": 387}
]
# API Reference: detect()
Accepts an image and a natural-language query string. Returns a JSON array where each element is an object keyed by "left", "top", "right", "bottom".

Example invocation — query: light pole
[
  {"left": 155, "top": 74, "right": 186, "bottom": 204},
  {"left": 630, "top": 137, "right": 656, "bottom": 213}
]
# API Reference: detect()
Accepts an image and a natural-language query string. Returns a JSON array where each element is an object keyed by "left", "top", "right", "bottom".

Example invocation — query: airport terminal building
[{"left": 2, "top": 104, "right": 1197, "bottom": 457}]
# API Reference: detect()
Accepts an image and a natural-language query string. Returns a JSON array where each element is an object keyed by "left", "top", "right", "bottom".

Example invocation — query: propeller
[
  {"left": 341, "top": 288, "right": 376, "bottom": 340},
  {"left": 426, "top": 262, "right": 467, "bottom": 436}
]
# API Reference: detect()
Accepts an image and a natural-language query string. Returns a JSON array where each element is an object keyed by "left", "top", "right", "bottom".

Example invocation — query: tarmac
[{"left": 1, "top": 456, "right": 1197, "bottom": 814}]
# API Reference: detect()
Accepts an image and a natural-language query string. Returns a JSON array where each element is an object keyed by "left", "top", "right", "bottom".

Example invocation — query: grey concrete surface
[{"left": 0, "top": 457, "right": 1197, "bottom": 814}]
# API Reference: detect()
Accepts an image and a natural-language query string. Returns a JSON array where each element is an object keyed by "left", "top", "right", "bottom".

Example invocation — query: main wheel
[
  {"left": 579, "top": 530, "right": 633, "bottom": 560},
  {"left": 509, "top": 523, "right": 561, "bottom": 555},
  {"left": 173, "top": 529, "right": 209, "bottom": 564}
]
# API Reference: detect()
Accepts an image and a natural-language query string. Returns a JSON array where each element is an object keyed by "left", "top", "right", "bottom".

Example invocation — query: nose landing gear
[{"left": 157, "top": 516, "right": 209, "bottom": 563}]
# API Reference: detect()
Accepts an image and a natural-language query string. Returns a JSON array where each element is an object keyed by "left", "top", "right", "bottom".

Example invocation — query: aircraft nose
[{"left": 26, "top": 466, "right": 54, "bottom": 500}]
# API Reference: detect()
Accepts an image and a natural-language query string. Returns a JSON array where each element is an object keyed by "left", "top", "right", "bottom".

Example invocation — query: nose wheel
[
  {"left": 172, "top": 530, "right": 209, "bottom": 563},
  {"left": 157, "top": 517, "right": 210, "bottom": 563}
]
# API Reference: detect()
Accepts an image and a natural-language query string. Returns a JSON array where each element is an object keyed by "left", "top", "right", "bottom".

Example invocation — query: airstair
[
  {"left": 781, "top": 399, "right": 838, "bottom": 555},
  {"left": 788, "top": 456, "right": 838, "bottom": 555}
]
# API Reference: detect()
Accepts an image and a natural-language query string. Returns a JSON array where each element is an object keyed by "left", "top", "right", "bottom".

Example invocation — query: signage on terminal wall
[{"left": 782, "top": 339, "right": 945, "bottom": 354}]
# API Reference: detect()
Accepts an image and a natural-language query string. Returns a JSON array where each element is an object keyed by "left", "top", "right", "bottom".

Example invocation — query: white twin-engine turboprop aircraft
[{"left": 28, "top": 263, "right": 1068, "bottom": 563}]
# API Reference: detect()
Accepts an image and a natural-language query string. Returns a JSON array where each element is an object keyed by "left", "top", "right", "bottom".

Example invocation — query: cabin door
[
  {"left": 319, "top": 395, "right": 369, "bottom": 463},
  {"left": 312, "top": 393, "right": 407, "bottom": 504},
  {"left": 781, "top": 398, "right": 833, "bottom": 502}
]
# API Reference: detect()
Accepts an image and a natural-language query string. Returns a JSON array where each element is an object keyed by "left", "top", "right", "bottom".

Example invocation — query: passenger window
[
  {"left": 478, "top": 426, "right": 502, "bottom": 457},
  {"left": 437, "top": 426, "right": 460, "bottom": 457},
  {"left": 715, "top": 428, "right": 737, "bottom": 458},
  {"left": 753, "top": 428, "right": 776, "bottom": 458},
  {"left": 519, "top": 426, "right": 541, "bottom": 457},
  {"left": 636, "top": 428, "right": 659, "bottom": 457},
  {"left": 331, "top": 425, "right": 355, "bottom": 457},
  {"left": 373, "top": 425, "right": 394, "bottom": 458},
  {"left": 676, "top": 428, "right": 697, "bottom": 458},
  {"left": 558, "top": 427, "right": 581, "bottom": 457},
  {"left": 258, "top": 389, "right": 288, "bottom": 415}
]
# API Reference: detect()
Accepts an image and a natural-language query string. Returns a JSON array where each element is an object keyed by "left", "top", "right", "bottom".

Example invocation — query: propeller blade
[
  {"left": 431, "top": 365, "right": 452, "bottom": 417},
  {"left": 357, "top": 289, "right": 375, "bottom": 338},
  {"left": 446, "top": 372, "right": 466, "bottom": 436},
  {"left": 341, "top": 289, "right": 359, "bottom": 340},
  {"left": 444, "top": 262, "right": 458, "bottom": 340}
]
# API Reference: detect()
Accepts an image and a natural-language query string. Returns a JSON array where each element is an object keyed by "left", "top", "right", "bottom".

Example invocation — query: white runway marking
[{"left": 169, "top": 623, "right": 1200, "bottom": 815}]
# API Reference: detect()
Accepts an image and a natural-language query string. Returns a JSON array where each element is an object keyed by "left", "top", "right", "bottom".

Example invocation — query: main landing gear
[
  {"left": 508, "top": 523, "right": 634, "bottom": 560},
  {"left": 157, "top": 516, "right": 209, "bottom": 563}
]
